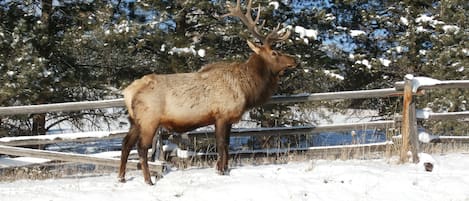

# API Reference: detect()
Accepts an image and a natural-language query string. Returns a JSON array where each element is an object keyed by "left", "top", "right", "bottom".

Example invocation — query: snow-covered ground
[{"left": 1, "top": 153, "right": 468, "bottom": 201}]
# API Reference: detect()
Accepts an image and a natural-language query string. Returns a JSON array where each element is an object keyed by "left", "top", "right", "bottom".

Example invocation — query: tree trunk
[{"left": 30, "top": 0, "right": 53, "bottom": 149}]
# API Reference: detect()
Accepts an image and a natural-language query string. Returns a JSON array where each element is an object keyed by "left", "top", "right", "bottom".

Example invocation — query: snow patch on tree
[
  {"left": 400, "top": 17, "right": 409, "bottom": 26},
  {"left": 378, "top": 58, "right": 391, "bottom": 67},
  {"left": 350, "top": 30, "right": 366, "bottom": 37},
  {"left": 415, "top": 14, "right": 444, "bottom": 27},
  {"left": 168, "top": 46, "right": 206, "bottom": 57},
  {"left": 355, "top": 59, "right": 371, "bottom": 69},
  {"left": 323, "top": 70, "right": 344, "bottom": 80},
  {"left": 268, "top": 1, "right": 280, "bottom": 10},
  {"left": 442, "top": 25, "right": 460, "bottom": 34},
  {"left": 294, "top": 26, "right": 318, "bottom": 40}
]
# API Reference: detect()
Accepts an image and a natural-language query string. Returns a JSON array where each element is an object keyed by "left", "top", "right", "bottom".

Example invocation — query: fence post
[
  {"left": 400, "top": 74, "right": 420, "bottom": 163},
  {"left": 409, "top": 96, "right": 419, "bottom": 163}
]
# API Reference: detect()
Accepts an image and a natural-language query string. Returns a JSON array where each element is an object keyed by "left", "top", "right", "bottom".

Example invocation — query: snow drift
[{"left": 1, "top": 153, "right": 468, "bottom": 201}]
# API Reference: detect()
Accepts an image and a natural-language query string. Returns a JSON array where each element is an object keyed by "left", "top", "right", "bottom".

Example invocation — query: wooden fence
[{"left": 0, "top": 75, "right": 468, "bottom": 171}]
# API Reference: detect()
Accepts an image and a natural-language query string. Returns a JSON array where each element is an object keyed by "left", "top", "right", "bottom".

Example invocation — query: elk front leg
[{"left": 215, "top": 120, "right": 232, "bottom": 175}]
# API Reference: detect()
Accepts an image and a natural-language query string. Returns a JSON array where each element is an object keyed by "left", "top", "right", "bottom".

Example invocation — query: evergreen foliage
[{"left": 0, "top": 0, "right": 467, "bottom": 137}]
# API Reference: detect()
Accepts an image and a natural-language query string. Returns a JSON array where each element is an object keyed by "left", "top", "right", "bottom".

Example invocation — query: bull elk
[{"left": 118, "top": 0, "right": 297, "bottom": 185}]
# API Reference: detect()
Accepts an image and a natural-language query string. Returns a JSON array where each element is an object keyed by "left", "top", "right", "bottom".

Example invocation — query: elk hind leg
[
  {"left": 137, "top": 122, "right": 159, "bottom": 185},
  {"left": 118, "top": 122, "right": 139, "bottom": 183}
]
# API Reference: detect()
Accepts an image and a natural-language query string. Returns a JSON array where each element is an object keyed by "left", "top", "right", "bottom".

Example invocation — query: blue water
[
  {"left": 46, "top": 129, "right": 387, "bottom": 154},
  {"left": 229, "top": 129, "right": 387, "bottom": 151}
]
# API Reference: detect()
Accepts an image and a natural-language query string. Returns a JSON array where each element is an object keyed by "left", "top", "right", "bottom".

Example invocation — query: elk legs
[
  {"left": 118, "top": 117, "right": 158, "bottom": 185},
  {"left": 118, "top": 124, "right": 139, "bottom": 183},
  {"left": 215, "top": 120, "right": 232, "bottom": 175},
  {"left": 137, "top": 141, "right": 153, "bottom": 185}
]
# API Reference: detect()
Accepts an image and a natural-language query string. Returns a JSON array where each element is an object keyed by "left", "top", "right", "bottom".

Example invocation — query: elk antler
[{"left": 222, "top": 0, "right": 291, "bottom": 46}]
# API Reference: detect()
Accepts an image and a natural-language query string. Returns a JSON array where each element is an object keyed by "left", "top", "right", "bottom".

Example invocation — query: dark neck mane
[{"left": 240, "top": 54, "right": 279, "bottom": 109}]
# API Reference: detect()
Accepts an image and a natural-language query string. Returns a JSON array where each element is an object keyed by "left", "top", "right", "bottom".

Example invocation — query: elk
[{"left": 118, "top": 0, "right": 297, "bottom": 185}]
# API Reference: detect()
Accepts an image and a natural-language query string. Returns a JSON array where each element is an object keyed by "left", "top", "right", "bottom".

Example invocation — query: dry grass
[
  {"left": 0, "top": 161, "right": 118, "bottom": 182},
  {"left": 2, "top": 141, "right": 467, "bottom": 182}
]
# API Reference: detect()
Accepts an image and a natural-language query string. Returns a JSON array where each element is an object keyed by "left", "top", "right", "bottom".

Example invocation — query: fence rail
[
  {"left": 425, "top": 111, "right": 469, "bottom": 120},
  {"left": 0, "top": 88, "right": 404, "bottom": 116},
  {"left": 0, "top": 76, "right": 468, "bottom": 169},
  {"left": 0, "top": 121, "right": 395, "bottom": 146},
  {"left": 0, "top": 145, "right": 163, "bottom": 174}
]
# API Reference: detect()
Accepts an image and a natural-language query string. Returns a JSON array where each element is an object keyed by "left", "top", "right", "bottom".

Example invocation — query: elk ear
[{"left": 247, "top": 40, "right": 261, "bottom": 55}]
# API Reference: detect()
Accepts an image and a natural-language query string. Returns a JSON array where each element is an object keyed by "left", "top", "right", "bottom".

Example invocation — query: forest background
[{"left": 0, "top": 0, "right": 467, "bottom": 137}]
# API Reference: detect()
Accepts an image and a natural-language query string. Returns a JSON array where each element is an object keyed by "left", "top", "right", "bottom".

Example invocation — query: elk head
[{"left": 223, "top": 0, "right": 296, "bottom": 75}]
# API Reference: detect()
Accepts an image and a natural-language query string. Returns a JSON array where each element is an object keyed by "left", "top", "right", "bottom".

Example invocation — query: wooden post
[
  {"left": 400, "top": 74, "right": 419, "bottom": 163},
  {"left": 409, "top": 98, "right": 420, "bottom": 163}
]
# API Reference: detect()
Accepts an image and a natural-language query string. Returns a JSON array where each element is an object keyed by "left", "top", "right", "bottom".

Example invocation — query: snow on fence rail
[
  {"left": 0, "top": 121, "right": 395, "bottom": 146},
  {"left": 0, "top": 145, "right": 164, "bottom": 174},
  {"left": 0, "top": 76, "right": 468, "bottom": 168}
]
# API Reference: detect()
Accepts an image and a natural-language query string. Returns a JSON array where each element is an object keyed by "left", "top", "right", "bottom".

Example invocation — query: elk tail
[
  {"left": 122, "top": 86, "right": 136, "bottom": 119},
  {"left": 123, "top": 75, "right": 156, "bottom": 119}
]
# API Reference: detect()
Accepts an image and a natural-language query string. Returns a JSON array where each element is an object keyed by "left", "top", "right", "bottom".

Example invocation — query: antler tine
[
  {"left": 222, "top": 0, "right": 292, "bottom": 45},
  {"left": 246, "top": 0, "right": 252, "bottom": 17},
  {"left": 222, "top": 0, "right": 265, "bottom": 43},
  {"left": 265, "top": 23, "right": 291, "bottom": 44}
]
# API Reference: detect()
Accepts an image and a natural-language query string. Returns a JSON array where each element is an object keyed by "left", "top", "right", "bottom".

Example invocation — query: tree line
[{"left": 0, "top": 0, "right": 467, "bottom": 137}]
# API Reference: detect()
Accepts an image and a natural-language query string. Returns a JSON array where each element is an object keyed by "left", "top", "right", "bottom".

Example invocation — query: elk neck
[{"left": 240, "top": 53, "right": 279, "bottom": 109}]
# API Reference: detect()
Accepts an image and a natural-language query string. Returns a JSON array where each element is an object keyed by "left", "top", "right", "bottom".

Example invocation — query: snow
[
  {"left": 416, "top": 26, "right": 429, "bottom": 33},
  {"left": 325, "top": 13, "right": 336, "bottom": 21},
  {"left": 379, "top": 58, "right": 391, "bottom": 67},
  {"left": 400, "top": 17, "right": 409, "bottom": 26},
  {"left": 350, "top": 30, "right": 366, "bottom": 37},
  {"left": 415, "top": 15, "right": 434, "bottom": 23},
  {"left": 442, "top": 25, "right": 460, "bottom": 34},
  {"left": 415, "top": 14, "right": 444, "bottom": 27},
  {"left": 0, "top": 157, "right": 50, "bottom": 168},
  {"left": 294, "top": 26, "right": 318, "bottom": 40},
  {"left": 169, "top": 46, "right": 196, "bottom": 56},
  {"left": 355, "top": 59, "right": 371, "bottom": 69},
  {"left": 1, "top": 153, "right": 468, "bottom": 201},
  {"left": 418, "top": 131, "right": 437, "bottom": 143},
  {"left": 323, "top": 70, "right": 344, "bottom": 80},
  {"left": 168, "top": 46, "right": 206, "bottom": 57},
  {"left": 6, "top": 70, "right": 15, "bottom": 76},
  {"left": 463, "top": 48, "right": 469, "bottom": 56},
  {"left": 197, "top": 49, "right": 206, "bottom": 57},
  {"left": 416, "top": 107, "right": 432, "bottom": 119},
  {"left": 0, "top": 130, "right": 127, "bottom": 143},
  {"left": 410, "top": 76, "right": 442, "bottom": 93},
  {"left": 268, "top": 1, "right": 280, "bottom": 10}
]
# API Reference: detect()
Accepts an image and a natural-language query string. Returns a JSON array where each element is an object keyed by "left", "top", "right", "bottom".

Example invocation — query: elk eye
[{"left": 272, "top": 51, "right": 279, "bottom": 56}]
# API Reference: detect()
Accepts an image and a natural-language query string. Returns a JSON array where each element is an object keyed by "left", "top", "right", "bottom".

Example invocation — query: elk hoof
[
  {"left": 118, "top": 177, "right": 126, "bottom": 183},
  {"left": 145, "top": 180, "right": 154, "bottom": 185},
  {"left": 217, "top": 168, "right": 230, "bottom": 176}
]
